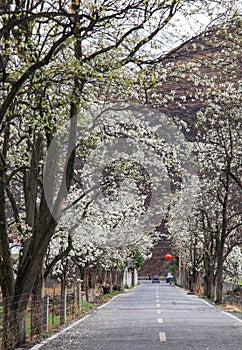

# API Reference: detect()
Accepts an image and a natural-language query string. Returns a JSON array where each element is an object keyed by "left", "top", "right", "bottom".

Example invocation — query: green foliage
[
  {"left": 123, "top": 285, "right": 134, "bottom": 290},
  {"left": 102, "top": 290, "right": 122, "bottom": 299},
  {"left": 132, "top": 249, "right": 144, "bottom": 270},
  {"left": 80, "top": 300, "right": 96, "bottom": 314},
  {"left": 169, "top": 263, "right": 177, "bottom": 283}
]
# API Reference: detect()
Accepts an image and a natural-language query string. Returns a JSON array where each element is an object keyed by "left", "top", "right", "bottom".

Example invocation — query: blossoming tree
[{"left": 0, "top": 1, "right": 240, "bottom": 348}]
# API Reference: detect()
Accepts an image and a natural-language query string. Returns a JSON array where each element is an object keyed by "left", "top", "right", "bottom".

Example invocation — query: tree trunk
[
  {"left": 84, "top": 268, "right": 89, "bottom": 302},
  {"left": 117, "top": 269, "right": 124, "bottom": 289},
  {"left": 91, "top": 269, "right": 97, "bottom": 302},
  {"left": 203, "top": 247, "right": 217, "bottom": 300},
  {"left": 112, "top": 268, "right": 119, "bottom": 289},
  {"left": 215, "top": 176, "right": 229, "bottom": 304},
  {"left": 2, "top": 294, "right": 28, "bottom": 350},
  {"left": 215, "top": 235, "right": 226, "bottom": 303},
  {"left": 190, "top": 267, "right": 198, "bottom": 293},
  {"left": 75, "top": 281, "right": 82, "bottom": 312},
  {"left": 60, "top": 276, "right": 67, "bottom": 325},
  {"left": 216, "top": 264, "right": 224, "bottom": 304},
  {"left": 31, "top": 268, "right": 45, "bottom": 337},
  {"left": 108, "top": 270, "right": 113, "bottom": 291},
  {"left": 204, "top": 270, "right": 217, "bottom": 300}
]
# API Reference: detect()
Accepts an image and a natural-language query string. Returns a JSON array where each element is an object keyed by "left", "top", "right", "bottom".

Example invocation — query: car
[{"left": 151, "top": 275, "right": 160, "bottom": 283}]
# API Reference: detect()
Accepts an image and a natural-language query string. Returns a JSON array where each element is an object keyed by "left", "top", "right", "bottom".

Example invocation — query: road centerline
[{"left": 159, "top": 332, "right": 167, "bottom": 342}]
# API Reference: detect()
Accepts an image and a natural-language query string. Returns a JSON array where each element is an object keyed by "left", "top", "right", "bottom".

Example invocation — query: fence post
[{"left": 42, "top": 295, "right": 49, "bottom": 333}]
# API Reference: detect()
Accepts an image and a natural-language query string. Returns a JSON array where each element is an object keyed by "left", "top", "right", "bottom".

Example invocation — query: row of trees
[
  {"left": 166, "top": 37, "right": 242, "bottom": 302},
  {"left": 0, "top": 1, "right": 241, "bottom": 349}
]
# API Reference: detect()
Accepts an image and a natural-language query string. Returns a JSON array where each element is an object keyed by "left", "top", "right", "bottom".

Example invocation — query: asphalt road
[{"left": 30, "top": 280, "right": 242, "bottom": 350}]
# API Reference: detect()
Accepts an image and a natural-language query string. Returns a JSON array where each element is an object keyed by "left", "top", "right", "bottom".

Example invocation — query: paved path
[{"left": 30, "top": 281, "right": 242, "bottom": 350}]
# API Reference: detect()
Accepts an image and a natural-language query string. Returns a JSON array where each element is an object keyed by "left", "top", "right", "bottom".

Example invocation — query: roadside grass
[
  {"left": 76, "top": 290, "right": 125, "bottom": 315},
  {"left": 80, "top": 300, "right": 97, "bottom": 314},
  {"left": 94, "top": 289, "right": 124, "bottom": 305}
]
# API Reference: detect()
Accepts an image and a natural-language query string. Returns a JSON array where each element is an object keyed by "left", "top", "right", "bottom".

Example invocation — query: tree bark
[
  {"left": 2, "top": 296, "right": 27, "bottom": 350},
  {"left": 60, "top": 275, "right": 67, "bottom": 325},
  {"left": 31, "top": 267, "right": 45, "bottom": 337},
  {"left": 215, "top": 172, "right": 229, "bottom": 304}
]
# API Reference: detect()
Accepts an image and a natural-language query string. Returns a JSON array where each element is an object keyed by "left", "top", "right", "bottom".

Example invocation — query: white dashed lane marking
[
  {"left": 155, "top": 289, "right": 166, "bottom": 343},
  {"left": 159, "top": 332, "right": 167, "bottom": 342}
]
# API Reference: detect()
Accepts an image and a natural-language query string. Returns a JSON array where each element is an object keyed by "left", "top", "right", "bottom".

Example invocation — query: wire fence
[{"left": 0, "top": 283, "right": 83, "bottom": 350}]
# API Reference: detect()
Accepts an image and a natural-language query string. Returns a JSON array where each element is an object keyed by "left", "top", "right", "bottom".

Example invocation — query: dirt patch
[{"left": 222, "top": 286, "right": 242, "bottom": 313}]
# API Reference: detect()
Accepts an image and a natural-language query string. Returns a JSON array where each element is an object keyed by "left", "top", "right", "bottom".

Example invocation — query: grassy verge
[
  {"left": 75, "top": 290, "right": 124, "bottom": 316},
  {"left": 94, "top": 289, "right": 124, "bottom": 305},
  {"left": 80, "top": 300, "right": 97, "bottom": 314}
]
